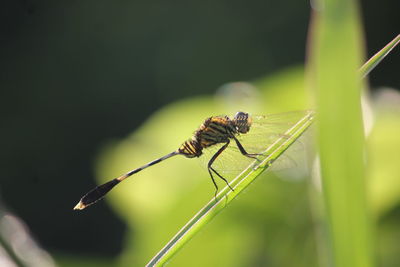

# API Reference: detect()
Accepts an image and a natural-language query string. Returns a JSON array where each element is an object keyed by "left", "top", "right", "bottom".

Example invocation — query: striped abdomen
[{"left": 178, "top": 139, "right": 203, "bottom": 158}]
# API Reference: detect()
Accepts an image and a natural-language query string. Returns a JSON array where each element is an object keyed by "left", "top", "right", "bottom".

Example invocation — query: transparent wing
[{"left": 198, "top": 110, "right": 312, "bottom": 180}]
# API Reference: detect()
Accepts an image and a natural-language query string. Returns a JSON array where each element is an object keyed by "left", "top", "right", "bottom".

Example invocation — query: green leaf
[
  {"left": 307, "top": 1, "right": 377, "bottom": 267},
  {"left": 359, "top": 34, "right": 400, "bottom": 78}
]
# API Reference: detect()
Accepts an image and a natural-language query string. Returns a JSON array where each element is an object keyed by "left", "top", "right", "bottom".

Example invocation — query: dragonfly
[{"left": 73, "top": 111, "right": 307, "bottom": 210}]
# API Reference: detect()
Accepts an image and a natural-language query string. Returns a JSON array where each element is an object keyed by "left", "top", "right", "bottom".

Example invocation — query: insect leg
[
  {"left": 207, "top": 168, "right": 219, "bottom": 199},
  {"left": 207, "top": 141, "right": 234, "bottom": 196},
  {"left": 209, "top": 166, "right": 234, "bottom": 192},
  {"left": 232, "top": 135, "right": 262, "bottom": 159}
]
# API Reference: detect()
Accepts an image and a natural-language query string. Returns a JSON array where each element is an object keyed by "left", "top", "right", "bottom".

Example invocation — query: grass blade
[
  {"left": 146, "top": 110, "right": 315, "bottom": 267},
  {"left": 308, "top": 1, "right": 376, "bottom": 267},
  {"left": 359, "top": 34, "right": 400, "bottom": 78}
]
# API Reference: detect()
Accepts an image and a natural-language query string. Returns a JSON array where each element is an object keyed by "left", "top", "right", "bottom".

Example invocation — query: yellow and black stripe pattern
[{"left": 178, "top": 112, "right": 252, "bottom": 158}]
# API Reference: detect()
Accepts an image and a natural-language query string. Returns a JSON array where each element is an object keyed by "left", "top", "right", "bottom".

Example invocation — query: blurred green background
[{"left": 0, "top": 0, "right": 399, "bottom": 266}]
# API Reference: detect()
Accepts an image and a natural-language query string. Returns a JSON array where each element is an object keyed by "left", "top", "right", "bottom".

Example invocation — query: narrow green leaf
[
  {"left": 359, "top": 34, "right": 400, "bottom": 78},
  {"left": 308, "top": 1, "right": 375, "bottom": 267},
  {"left": 146, "top": 110, "right": 315, "bottom": 267}
]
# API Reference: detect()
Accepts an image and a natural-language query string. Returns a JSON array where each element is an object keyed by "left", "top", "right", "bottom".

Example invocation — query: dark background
[{"left": 0, "top": 0, "right": 398, "bottom": 258}]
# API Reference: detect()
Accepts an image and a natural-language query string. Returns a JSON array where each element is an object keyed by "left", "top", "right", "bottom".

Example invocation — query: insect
[{"left": 73, "top": 111, "right": 262, "bottom": 210}]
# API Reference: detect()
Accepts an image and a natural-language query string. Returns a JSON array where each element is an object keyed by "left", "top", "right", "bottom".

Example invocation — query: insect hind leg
[
  {"left": 209, "top": 166, "right": 234, "bottom": 192},
  {"left": 207, "top": 167, "right": 219, "bottom": 198},
  {"left": 206, "top": 141, "right": 235, "bottom": 198}
]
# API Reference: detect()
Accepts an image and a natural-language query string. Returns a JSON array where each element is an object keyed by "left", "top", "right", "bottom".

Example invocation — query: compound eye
[
  {"left": 234, "top": 111, "right": 248, "bottom": 121},
  {"left": 233, "top": 112, "right": 251, "bottom": 133}
]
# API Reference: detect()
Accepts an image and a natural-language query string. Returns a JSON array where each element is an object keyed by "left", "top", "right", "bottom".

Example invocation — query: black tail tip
[{"left": 73, "top": 179, "right": 120, "bottom": 211}]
